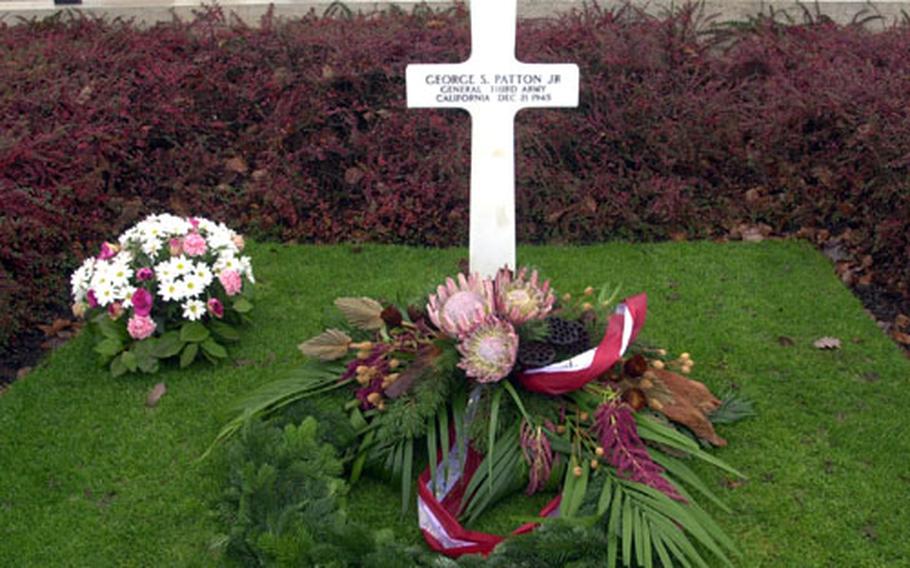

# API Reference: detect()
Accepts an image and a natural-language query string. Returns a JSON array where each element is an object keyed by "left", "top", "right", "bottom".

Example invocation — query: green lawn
[{"left": 1, "top": 241, "right": 908, "bottom": 566}]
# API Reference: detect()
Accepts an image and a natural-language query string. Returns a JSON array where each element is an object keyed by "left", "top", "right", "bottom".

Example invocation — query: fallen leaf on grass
[
  {"left": 813, "top": 337, "right": 842, "bottom": 350},
  {"left": 892, "top": 331, "right": 910, "bottom": 346},
  {"left": 777, "top": 336, "right": 795, "bottom": 347},
  {"left": 146, "top": 383, "right": 167, "bottom": 407},
  {"left": 895, "top": 314, "right": 910, "bottom": 329},
  {"left": 16, "top": 367, "right": 31, "bottom": 380}
]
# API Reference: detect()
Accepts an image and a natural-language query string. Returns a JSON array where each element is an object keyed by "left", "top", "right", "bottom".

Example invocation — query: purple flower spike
[
  {"left": 520, "top": 421, "right": 554, "bottom": 495},
  {"left": 592, "top": 400, "right": 684, "bottom": 502}
]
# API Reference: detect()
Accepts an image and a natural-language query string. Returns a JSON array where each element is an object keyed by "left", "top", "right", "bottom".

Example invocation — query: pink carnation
[
  {"left": 107, "top": 301, "right": 124, "bottom": 320},
  {"left": 136, "top": 267, "right": 154, "bottom": 281},
  {"left": 98, "top": 242, "right": 118, "bottom": 260},
  {"left": 219, "top": 269, "right": 243, "bottom": 296},
  {"left": 183, "top": 233, "right": 207, "bottom": 257},
  {"left": 169, "top": 238, "right": 183, "bottom": 256},
  {"left": 207, "top": 297, "right": 224, "bottom": 319},
  {"left": 127, "top": 315, "right": 156, "bottom": 340},
  {"left": 132, "top": 288, "right": 153, "bottom": 317},
  {"left": 86, "top": 289, "right": 99, "bottom": 308}
]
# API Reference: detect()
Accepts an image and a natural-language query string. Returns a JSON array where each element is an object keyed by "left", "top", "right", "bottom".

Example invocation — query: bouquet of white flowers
[{"left": 70, "top": 213, "right": 255, "bottom": 376}]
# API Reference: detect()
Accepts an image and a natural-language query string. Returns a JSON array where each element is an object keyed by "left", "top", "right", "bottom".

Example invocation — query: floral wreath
[{"left": 215, "top": 266, "right": 751, "bottom": 566}]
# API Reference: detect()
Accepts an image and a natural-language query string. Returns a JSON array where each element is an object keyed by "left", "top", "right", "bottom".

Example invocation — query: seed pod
[
  {"left": 380, "top": 305, "right": 403, "bottom": 328},
  {"left": 652, "top": 360, "right": 665, "bottom": 370},
  {"left": 595, "top": 446, "right": 605, "bottom": 457},
  {"left": 573, "top": 465, "right": 583, "bottom": 477},
  {"left": 590, "top": 459, "right": 599, "bottom": 470},
  {"left": 366, "top": 392, "right": 382, "bottom": 405},
  {"left": 623, "top": 354, "right": 648, "bottom": 378},
  {"left": 622, "top": 387, "right": 647, "bottom": 411}
]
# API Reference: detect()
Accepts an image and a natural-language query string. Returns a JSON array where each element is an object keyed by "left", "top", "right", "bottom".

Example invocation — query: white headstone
[{"left": 406, "top": 0, "right": 580, "bottom": 277}]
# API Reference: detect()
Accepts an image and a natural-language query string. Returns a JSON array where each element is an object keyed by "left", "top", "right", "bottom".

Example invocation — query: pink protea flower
[
  {"left": 169, "top": 238, "right": 183, "bottom": 257},
  {"left": 98, "top": 242, "right": 119, "bottom": 260},
  {"left": 136, "top": 267, "right": 154, "bottom": 281},
  {"left": 456, "top": 316, "right": 518, "bottom": 383},
  {"left": 183, "top": 232, "right": 207, "bottom": 257},
  {"left": 127, "top": 315, "right": 156, "bottom": 340},
  {"left": 427, "top": 273, "right": 495, "bottom": 338},
  {"left": 494, "top": 267, "right": 555, "bottom": 325},
  {"left": 207, "top": 297, "right": 224, "bottom": 319},
  {"left": 132, "top": 288, "right": 153, "bottom": 317},
  {"left": 219, "top": 269, "right": 243, "bottom": 296},
  {"left": 520, "top": 421, "right": 555, "bottom": 495}
]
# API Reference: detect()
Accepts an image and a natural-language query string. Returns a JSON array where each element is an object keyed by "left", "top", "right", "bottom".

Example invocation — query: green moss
[{"left": 0, "top": 241, "right": 908, "bottom": 566}]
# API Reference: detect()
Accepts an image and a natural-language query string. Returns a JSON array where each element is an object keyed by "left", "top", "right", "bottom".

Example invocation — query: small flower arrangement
[
  {"left": 70, "top": 213, "right": 255, "bottom": 376},
  {"left": 217, "top": 265, "right": 752, "bottom": 565}
]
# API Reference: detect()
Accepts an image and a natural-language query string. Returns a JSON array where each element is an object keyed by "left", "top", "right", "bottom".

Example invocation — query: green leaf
[
  {"left": 401, "top": 437, "right": 414, "bottom": 515},
  {"left": 427, "top": 415, "right": 438, "bottom": 495},
  {"left": 597, "top": 474, "right": 614, "bottom": 516},
  {"left": 233, "top": 297, "right": 253, "bottom": 314},
  {"left": 568, "top": 458, "right": 589, "bottom": 518},
  {"left": 209, "top": 320, "right": 241, "bottom": 342},
  {"left": 559, "top": 456, "right": 578, "bottom": 518},
  {"left": 94, "top": 338, "right": 124, "bottom": 357},
  {"left": 180, "top": 342, "right": 199, "bottom": 368},
  {"left": 180, "top": 321, "right": 210, "bottom": 343},
  {"left": 121, "top": 350, "right": 139, "bottom": 373},
  {"left": 154, "top": 332, "right": 184, "bottom": 358},
  {"left": 622, "top": 496, "right": 632, "bottom": 566},
  {"left": 350, "top": 429, "right": 374, "bottom": 484},
  {"left": 96, "top": 316, "right": 127, "bottom": 341},
  {"left": 502, "top": 380, "right": 533, "bottom": 425},
  {"left": 438, "top": 408, "right": 450, "bottom": 489},
  {"left": 110, "top": 354, "right": 127, "bottom": 377},
  {"left": 201, "top": 338, "right": 228, "bottom": 359},
  {"left": 487, "top": 386, "right": 503, "bottom": 500},
  {"left": 137, "top": 356, "right": 159, "bottom": 374}
]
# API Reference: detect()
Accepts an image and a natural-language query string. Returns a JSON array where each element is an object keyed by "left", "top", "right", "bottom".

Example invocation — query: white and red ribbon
[{"left": 417, "top": 294, "right": 648, "bottom": 557}]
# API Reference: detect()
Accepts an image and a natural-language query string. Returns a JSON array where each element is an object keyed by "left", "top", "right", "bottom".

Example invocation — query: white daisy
[
  {"left": 171, "top": 255, "right": 191, "bottom": 276},
  {"left": 182, "top": 275, "right": 205, "bottom": 298},
  {"left": 182, "top": 299, "right": 205, "bottom": 321},
  {"left": 192, "top": 263, "right": 214, "bottom": 287},
  {"left": 95, "top": 284, "right": 115, "bottom": 306},
  {"left": 158, "top": 279, "right": 185, "bottom": 303}
]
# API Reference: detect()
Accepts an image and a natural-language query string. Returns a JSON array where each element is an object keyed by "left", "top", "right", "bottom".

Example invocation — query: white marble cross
[{"left": 406, "top": 0, "right": 580, "bottom": 277}]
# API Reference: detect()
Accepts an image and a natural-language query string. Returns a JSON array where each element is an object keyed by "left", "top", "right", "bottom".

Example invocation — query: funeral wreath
[
  {"left": 70, "top": 213, "right": 255, "bottom": 376},
  {"left": 213, "top": 266, "right": 751, "bottom": 566}
]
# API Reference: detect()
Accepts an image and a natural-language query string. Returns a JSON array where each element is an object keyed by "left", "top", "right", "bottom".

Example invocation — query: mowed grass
[{"left": 1, "top": 240, "right": 908, "bottom": 566}]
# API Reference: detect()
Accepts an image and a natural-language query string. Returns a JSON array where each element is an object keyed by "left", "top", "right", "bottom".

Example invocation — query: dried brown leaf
[
  {"left": 335, "top": 297, "right": 385, "bottom": 330},
  {"left": 298, "top": 328, "right": 352, "bottom": 361},
  {"left": 649, "top": 370, "right": 726, "bottom": 446},
  {"left": 893, "top": 331, "right": 910, "bottom": 346},
  {"left": 813, "top": 337, "right": 842, "bottom": 350},
  {"left": 146, "top": 383, "right": 167, "bottom": 407},
  {"left": 895, "top": 314, "right": 910, "bottom": 330},
  {"left": 225, "top": 157, "right": 248, "bottom": 174},
  {"left": 777, "top": 336, "right": 795, "bottom": 347}
]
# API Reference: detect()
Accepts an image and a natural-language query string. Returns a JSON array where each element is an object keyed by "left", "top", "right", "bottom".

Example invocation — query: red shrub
[{"left": 1, "top": 6, "right": 909, "bottom": 345}]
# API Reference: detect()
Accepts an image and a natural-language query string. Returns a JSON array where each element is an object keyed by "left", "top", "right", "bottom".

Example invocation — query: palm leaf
[{"left": 202, "top": 362, "right": 347, "bottom": 459}]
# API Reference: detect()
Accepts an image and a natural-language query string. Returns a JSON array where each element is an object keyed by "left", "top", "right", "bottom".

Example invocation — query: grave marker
[{"left": 407, "top": 0, "right": 580, "bottom": 277}]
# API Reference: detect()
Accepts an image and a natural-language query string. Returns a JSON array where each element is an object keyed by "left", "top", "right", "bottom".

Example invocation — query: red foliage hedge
[{"left": 2, "top": 6, "right": 909, "bottom": 345}]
